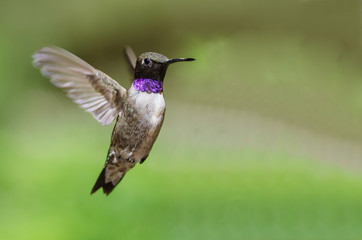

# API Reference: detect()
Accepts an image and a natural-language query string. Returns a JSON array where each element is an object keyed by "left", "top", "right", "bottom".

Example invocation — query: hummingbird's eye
[{"left": 143, "top": 58, "right": 151, "bottom": 66}]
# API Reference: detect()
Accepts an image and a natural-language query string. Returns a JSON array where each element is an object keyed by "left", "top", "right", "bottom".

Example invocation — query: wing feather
[
  {"left": 124, "top": 46, "right": 137, "bottom": 70},
  {"left": 32, "top": 46, "right": 127, "bottom": 125}
]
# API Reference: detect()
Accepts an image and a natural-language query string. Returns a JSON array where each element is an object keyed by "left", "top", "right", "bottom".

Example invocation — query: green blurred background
[{"left": 1, "top": 0, "right": 362, "bottom": 239}]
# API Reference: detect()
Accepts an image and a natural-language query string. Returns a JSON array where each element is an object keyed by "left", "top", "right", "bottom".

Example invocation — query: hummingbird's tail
[{"left": 91, "top": 161, "right": 135, "bottom": 195}]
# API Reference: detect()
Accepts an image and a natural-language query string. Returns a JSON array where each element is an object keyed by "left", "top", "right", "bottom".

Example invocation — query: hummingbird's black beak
[{"left": 166, "top": 58, "right": 195, "bottom": 64}]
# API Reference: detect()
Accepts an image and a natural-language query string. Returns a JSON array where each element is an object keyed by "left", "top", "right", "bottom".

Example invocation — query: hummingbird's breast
[{"left": 110, "top": 85, "right": 166, "bottom": 163}]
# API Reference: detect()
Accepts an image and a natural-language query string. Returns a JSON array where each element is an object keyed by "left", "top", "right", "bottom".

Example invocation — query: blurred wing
[
  {"left": 32, "top": 46, "right": 127, "bottom": 125},
  {"left": 124, "top": 46, "right": 137, "bottom": 73}
]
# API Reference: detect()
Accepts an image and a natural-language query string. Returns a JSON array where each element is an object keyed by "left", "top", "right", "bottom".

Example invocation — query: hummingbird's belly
[{"left": 114, "top": 89, "right": 166, "bottom": 162}]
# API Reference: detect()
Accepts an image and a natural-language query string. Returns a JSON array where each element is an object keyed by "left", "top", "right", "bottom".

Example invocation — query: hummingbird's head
[{"left": 134, "top": 52, "right": 195, "bottom": 82}]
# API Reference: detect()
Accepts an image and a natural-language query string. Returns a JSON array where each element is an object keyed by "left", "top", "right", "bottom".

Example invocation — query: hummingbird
[{"left": 32, "top": 46, "right": 195, "bottom": 195}]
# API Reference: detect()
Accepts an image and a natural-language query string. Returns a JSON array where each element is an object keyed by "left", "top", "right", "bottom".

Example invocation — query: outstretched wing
[{"left": 32, "top": 46, "right": 127, "bottom": 125}]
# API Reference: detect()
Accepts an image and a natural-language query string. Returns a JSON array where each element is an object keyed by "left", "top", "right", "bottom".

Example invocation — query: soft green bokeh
[{"left": 1, "top": 0, "right": 362, "bottom": 239}]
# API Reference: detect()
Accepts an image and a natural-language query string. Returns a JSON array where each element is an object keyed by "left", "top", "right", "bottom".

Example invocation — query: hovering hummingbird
[{"left": 32, "top": 46, "right": 195, "bottom": 195}]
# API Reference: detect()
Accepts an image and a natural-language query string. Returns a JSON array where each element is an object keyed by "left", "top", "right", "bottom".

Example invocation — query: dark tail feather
[{"left": 91, "top": 168, "right": 124, "bottom": 196}]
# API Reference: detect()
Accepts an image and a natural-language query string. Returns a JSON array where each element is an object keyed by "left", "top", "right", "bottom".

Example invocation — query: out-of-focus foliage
[{"left": 1, "top": 0, "right": 362, "bottom": 239}]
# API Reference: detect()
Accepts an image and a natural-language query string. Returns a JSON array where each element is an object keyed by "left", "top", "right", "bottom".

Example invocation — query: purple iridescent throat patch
[{"left": 133, "top": 78, "right": 163, "bottom": 93}]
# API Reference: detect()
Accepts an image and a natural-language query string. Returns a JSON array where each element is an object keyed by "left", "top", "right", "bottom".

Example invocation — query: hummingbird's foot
[{"left": 140, "top": 155, "right": 149, "bottom": 164}]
